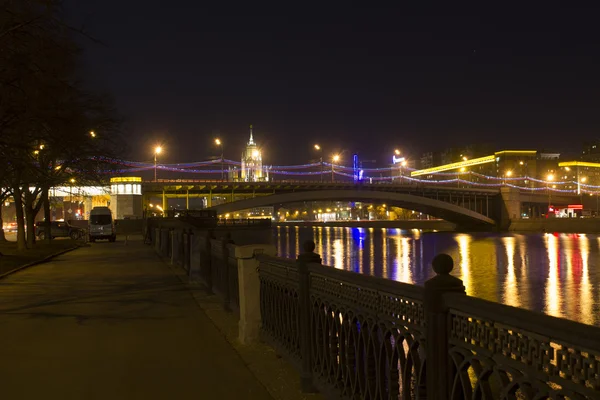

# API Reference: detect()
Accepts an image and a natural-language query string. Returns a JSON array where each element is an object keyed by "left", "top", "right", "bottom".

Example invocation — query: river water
[{"left": 274, "top": 226, "right": 600, "bottom": 327}]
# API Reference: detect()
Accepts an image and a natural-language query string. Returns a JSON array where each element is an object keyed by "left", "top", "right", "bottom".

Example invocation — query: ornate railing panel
[
  {"left": 210, "top": 239, "right": 224, "bottom": 295},
  {"left": 308, "top": 264, "right": 426, "bottom": 399},
  {"left": 446, "top": 294, "right": 600, "bottom": 400},
  {"left": 257, "top": 255, "right": 301, "bottom": 364}
]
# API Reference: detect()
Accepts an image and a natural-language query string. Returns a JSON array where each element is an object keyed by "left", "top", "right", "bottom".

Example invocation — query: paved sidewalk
[{"left": 0, "top": 237, "right": 273, "bottom": 399}]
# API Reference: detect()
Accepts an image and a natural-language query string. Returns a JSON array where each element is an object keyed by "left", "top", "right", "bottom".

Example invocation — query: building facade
[{"left": 240, "top": 125, "right": 269, "bottom": 182}]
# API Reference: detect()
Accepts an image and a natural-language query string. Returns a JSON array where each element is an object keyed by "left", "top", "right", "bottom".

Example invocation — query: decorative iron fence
[
  {"left": 257, "top": 242, "right": 600, "bottom": 400},
  {"left": 445, "top": 294, "right": 600, "bottom": 399},
  {"left": 151, "top": 228, "right": 600, "bottom": 399}
]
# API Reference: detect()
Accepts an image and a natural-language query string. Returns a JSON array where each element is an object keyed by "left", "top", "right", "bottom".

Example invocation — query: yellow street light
[
  {"left": 154, "top": 146, "right": 163, "bottom": 182},
  {"left": 314, "top": 144, "right": 324, "bottom": 182},
  {"left": 149, "top": 203, "right": 154, "bottom": 208},
  {"left": 90, "top": 131, "right": 96, "bottom": 138},
  {"left": 547, "top": 174, "right": 554, "bottom": 181},
  {"left": 460, "top": 167, "right": 466, "bottom": 172},
  {"left": 214, "top": 138, "right": 224, "bottom": 180},
  {"left": 462, "top": 156, "right": 468, "bottom": 161},
  {"left": 331, "top": 154, "right": 340, "bottom": 182},
  {"left": 581, "top": 177, "right": 587, "bottom": 183},
  {"left": 394, "top": 149, "right": 401, "bottom": 155},
  {"left": 519, "top": 161, "right": 524, "bottom": 165},
  {"left": 70, "top": 178, "right": 75, "bottom": 184},
  {"left": 505, "top": 170, "right": 513, "bottom": 177}
]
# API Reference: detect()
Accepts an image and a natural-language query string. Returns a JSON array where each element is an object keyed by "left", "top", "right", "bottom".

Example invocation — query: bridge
[{"left": 142, "top": 180, "right": 581, "bottom": 228}]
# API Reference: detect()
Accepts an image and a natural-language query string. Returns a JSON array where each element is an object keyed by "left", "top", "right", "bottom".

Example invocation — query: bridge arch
[{"left": 209, "top": 190, "right": 495, "bottom": 227}]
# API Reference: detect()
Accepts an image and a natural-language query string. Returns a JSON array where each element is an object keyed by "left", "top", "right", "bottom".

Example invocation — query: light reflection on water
[{"left": 274, "top": 226, "right": 600, "bottom": 327}]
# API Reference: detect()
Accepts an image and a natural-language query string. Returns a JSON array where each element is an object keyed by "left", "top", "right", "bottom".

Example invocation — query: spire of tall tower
[{"left": 248, "top": 124, "right": 254, "bottom": 144}]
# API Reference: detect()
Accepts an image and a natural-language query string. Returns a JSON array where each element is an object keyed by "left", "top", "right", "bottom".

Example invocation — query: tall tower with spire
[{"left": 241, "top": 125, "right": 268, "bottom": 182}]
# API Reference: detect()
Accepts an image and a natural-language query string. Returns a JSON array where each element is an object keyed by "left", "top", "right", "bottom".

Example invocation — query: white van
[{"left": 89, "top": 207, "right": 116, "bottom": 242}]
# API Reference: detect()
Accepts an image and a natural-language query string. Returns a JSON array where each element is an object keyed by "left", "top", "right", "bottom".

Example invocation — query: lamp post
[
  {"left": 314, "top": 144, "right": 323, "bottom": 182},
  {"left": 215, "top": 138, "right": 224, "bottom": 181},
  {"left": 154, "top": 146, "right": 162, "bottom": 182},
  {"left": 393, "top": 149, "right": 401, "bottom": 181},
  {"left": 69, "top": 178, "right": 75, "bottom": 217},
  {"left": 578, "top": 176, "right": 586, "bottom": 195},
  {"left": 332, "top": 154, "right": 340, "bottom": 183},
  {"left": 547, "top": 174, "right": 554, "bottom": 216}
]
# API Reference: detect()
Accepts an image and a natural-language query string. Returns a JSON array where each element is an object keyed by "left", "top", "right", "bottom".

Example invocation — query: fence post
[
  {"left": 235, "top": 244, "right": 277, "bottom": 344},
  {"left": 170, "top": 229, "right": 177, "bottom": 265},
  {"left": 221, "top": 234, "right": 233, "bottom": 312},
  {"left": 202, "top": 233, "right": 213, "bottom": 294},
  {"left": 189, "top": 230, "right": 202, "bottom": 281},
  {"left": 424, "top": 254, "right": 466, "bottom": 399},
  {"left": 154, "top": 228, "right": 161, "bottom": 252},
  {"left": 297, "top": 240, "right": 321, "bottom": 393},
  {"left": 184, "top": 229, "right": 192, "bottom": 272}
]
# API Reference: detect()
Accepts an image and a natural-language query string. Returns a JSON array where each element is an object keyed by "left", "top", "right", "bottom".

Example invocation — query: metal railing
[
  {"left": 256, "top": 242, "right": 600, "bottom": 399},
  {"left": 150, "top": 226, "right": 600, "bottom": 399}
]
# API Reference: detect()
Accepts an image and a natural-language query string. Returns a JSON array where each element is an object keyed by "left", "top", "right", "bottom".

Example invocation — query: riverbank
[
  {"left": 509, "top": 218, "right": 600, "bottom": 233},
  {"left": 275, "top": 220, "right": 456, "bottom": 231}
]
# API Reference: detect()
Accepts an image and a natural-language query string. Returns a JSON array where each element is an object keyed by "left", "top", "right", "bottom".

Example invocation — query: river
[{"left": 274, "top": 226, "right": 600, "bottom": 327}]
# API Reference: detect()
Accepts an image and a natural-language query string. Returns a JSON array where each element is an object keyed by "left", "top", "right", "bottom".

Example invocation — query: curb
[{"left": 0, "top": 244, "right": 83, "bottom": 280}]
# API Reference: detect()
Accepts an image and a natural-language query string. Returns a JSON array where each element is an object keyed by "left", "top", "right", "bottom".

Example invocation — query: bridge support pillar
[
  {"left": 162, "top": 189, "right": 167, "bottom": 212},
  {"left": 500, "top": 187, "right": 521, "bottom": 230}
]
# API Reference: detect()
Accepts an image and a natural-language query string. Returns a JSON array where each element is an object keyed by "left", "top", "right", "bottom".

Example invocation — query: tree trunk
[
  {"left": 25, "top": 206, "right": 36, "bottom": 248},
  {"left": 13, "top": 187, "right": 26, "bottom": 251},
  {"left": 0, "top": 201, "right": 6, "bottom": 242},
  {"left": 42, "top": 187, "right": 51, "bottom": 244},
  {"left": 23, "top": 187, "right": 44, "bottom": 248}
]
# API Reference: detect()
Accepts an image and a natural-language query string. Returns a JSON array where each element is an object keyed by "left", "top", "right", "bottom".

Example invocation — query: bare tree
[{"left": 0, "top": 0, "right": 125, "bottom": 250}]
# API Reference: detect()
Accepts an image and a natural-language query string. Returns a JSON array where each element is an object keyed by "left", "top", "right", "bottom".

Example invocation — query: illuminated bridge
[{"left": 141, "top": 180, "right": 580, "bottom": 228}]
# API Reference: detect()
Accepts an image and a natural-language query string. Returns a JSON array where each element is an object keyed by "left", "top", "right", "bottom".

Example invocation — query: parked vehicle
[
  {"left": 89, "top": 207, "right": 116, "bottom": 242},
  {"left": 35, "top": 221, "right": 85, "bottom": 240}
]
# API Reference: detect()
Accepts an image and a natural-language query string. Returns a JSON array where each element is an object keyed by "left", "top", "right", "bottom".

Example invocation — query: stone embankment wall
[{"left": 509, "top": 218, "right": 600, "bottom": 233}]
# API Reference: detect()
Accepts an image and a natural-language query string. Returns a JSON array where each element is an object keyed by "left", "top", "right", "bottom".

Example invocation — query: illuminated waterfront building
[{"left": 241, "top": 125, "right": 269, "bottom": 182}]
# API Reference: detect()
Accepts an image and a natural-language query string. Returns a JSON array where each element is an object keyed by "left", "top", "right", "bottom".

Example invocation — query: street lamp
[
  {"left": 547, "top": 174, "right": 554, "bottom": 215},
  {"left": 90, "top": 131, "right": 96, "bottom": 138},
  {"left": 215, "top": 138, "right": 224, "bottom": 181},
  {"left": 332, "top": 154, "right": 340, "bottom": 183},
  {"left": 69, "top": 178, "right": 75, "bottom": 217},
  {"left": 578, "top": 176, "right": 587, "bottom": 195},
  {"left": 154, "top": 146, "right": 162, "bottom": 182},
  {"left": 314, "top": 144, "right": 323, "bottom": 182}
]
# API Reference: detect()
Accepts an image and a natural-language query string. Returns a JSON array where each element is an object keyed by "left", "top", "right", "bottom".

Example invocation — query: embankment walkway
[{"left": 0, "top": 237, "right": 273, "bottom": 399}]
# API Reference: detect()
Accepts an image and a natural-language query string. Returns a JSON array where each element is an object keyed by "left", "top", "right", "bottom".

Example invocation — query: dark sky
[{"left": 64, "top": 2, "right": 600, "bottom": 166}]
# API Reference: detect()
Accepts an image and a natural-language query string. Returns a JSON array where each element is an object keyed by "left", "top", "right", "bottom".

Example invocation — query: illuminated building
[
  {"left": 240, "top": 125, "right": 269, "bottom": 182},
  {"left": 411, "top": 150, "right": 543, "bottom": 183}
]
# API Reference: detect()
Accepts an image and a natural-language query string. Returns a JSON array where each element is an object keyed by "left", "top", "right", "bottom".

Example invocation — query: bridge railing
[{"left": 217, "top": 218, "right": 272, "bottom": 227}]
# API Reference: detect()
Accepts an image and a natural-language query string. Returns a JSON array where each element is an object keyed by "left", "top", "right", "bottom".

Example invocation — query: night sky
[{"left": 65, "top": 3, "right": 600, "bottom": 166}]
